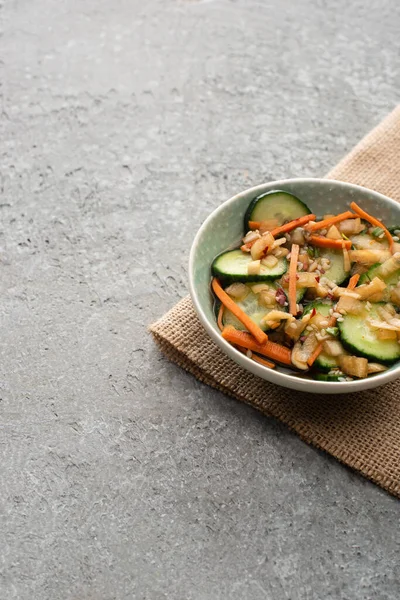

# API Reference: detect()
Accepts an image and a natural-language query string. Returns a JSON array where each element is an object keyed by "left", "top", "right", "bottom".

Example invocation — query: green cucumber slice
[
  {"left": 350, "top": 234, "right": 388, "bottom": 249},
  {"left": 338, "top": 303, "right": 400, "bottom": 364},
  {"left": 244, "top": 190, "right": 311, "bottom": 232},
  {"left": 295, "top": 288, "right": 306, "bottom": 303},
  {"left": 359, "top": 262, "right": 400, "bottom": 301},
  {"left": 276, "top": 284, "right": 305, "bottom": 304},
  {"left": 315, "top": 352, "right": 339, "bottom": 372},
  {"left": 302, "top": 301, "right": 336, "bottom": 371},
  {"left": 222, "top": 285, "right": 283, "bottom": 332},
  {"left": 211, "top": 249, "right": 287, "bottom": 283},
  {"left": 273, "top": 278, "right": 305, "bottom": 304},
  {"left": 315, "top": 372, "right": 349, "bottom": 382},
  {"left": 303, "top": 299, "right": 333, "bottom": 316},
  {"left": 359, "top": 263, "right": 380, "bottom": 285},
  {"left": 320, "top": 249, "right": 350, "bottom": 285}
]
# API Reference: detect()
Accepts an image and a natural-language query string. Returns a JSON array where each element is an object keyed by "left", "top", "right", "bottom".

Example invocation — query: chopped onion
[
  {"left": 247, "top": 260, "right": 261, "bottom": 275},
  {"left": 243, "top": 230, "right": 261, "bottom": 244},
  {"left": 225, "top": 282, "right": 249, "bottom": 300},
  {"left": 261, "top": 254, "right": 278, "bottom": 268}
]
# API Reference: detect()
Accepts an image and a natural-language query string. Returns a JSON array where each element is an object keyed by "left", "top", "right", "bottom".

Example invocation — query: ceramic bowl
[{"left": 188, "top": 178, "right": 400, "bottom": 394}]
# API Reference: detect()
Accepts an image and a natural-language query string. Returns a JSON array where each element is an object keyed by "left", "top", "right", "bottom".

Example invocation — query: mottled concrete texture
[{"left": 1, "top": 0, "right": 399, "bottom": 598}]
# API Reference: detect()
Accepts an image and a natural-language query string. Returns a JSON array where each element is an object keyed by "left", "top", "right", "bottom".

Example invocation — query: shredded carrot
[
  {"left": 306, "top": 341, "right": 324, "bottom": 369},
  {"left": 306, "top": 211, "right": 357, "bottom": 232},
  {"left": 270, "top": 214, "right": 316, "bottom": 237},
  {"left": 252, "top": 354, "right": 276, "bottom": 369},
  {"left": 217, "top": 304, "right": 224, "bottom": 331},
  {"left": 243, "top": 214, "right": 316, "bottom": 251},
  {"left": 248, "top": 219, "right": 280, "bottom": 231},
  {"left": 212, "top": 278, "right": 268, "bottom": 344},
  {"left": 288, "top": 243, "right": 300, "bottom": 316},
  {"left": 233, "top": 343, "right": 249, "bottom": 354},
  {"left": 307, "top": 273, "right": 360, "bottom": 367},
  {"left": 222, "top": 326, "right": 292, "bottom": 365},
  {"left": 350, "top": 201, "right": 394, "bottom": 253},
  {"left": 235, "top": 345, "right": 276, "bottom": 369},
  {"left": 248, "top": 221, "right": 262, "bottom": 230},
  {"left": 248, "top": 214, "right": 316, "bottom": 236},
  {"left": 348, "top": 273, "right": 360, "bottom": 288},
  {"left": 309, "top": 235, "right": 352, "bottom": 251}
]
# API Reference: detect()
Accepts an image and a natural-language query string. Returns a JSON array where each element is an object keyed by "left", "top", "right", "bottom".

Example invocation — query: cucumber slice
[
  {"left": 273, "top": 278, "right": 305, "bottom": 304},
  {"left": 350, "top": 234, "right": 388, "bottom": 250},
  {"left": 211, "top": 249, "right": 287, "bottom": 283},
  {"left": 303, "top": 299, "right": 332, "bottom": 316},
  {"left": 302, "top": 301, "right": 336, "bottom": 371},
  {"left": 321, "top": 249, "right": 350, "bottom": 285},
  {"left": 359, "top": 262, "right": 400, "bottom": 301},
  {"left": 222, "top": 285, "right": 282, "bottom": 332},
  {"left": 275, "top": 283, "right": 305, "bottom": 304},
  {"left": 359, "top": 263, "right": 380, "bottom": 285},
  {"left": 244, "top": 190, "right": 311, "bottom": 232},
  {"left": 315, "top": 372, "right": 348, "bottom": 382},
  {"left": 315, "top": 352, "right": 339, "bottom": 372},
  {"left": 338, "top": 304, "right": 400, "bottom": 364},
  {"left": 295, "top": 288, "right": 306, "bottom": 303}
]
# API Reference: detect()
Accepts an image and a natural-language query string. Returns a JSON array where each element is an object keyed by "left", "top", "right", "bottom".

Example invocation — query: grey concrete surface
[{"left": 1, "top": 0, "right": 399, "bottom": 598}]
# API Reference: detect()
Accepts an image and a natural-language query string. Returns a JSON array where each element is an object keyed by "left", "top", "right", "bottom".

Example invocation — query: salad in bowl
[{"left": 193, "top": 182, "right": 400, "bottom": 389}]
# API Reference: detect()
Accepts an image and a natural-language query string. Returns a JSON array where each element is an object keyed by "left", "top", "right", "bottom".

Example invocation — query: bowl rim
[{"left": 188, "top": 177, "right": 400, "bottom": 394}]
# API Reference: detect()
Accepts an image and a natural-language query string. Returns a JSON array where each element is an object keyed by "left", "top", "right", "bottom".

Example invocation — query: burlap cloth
[{"left": 150, "top": 106, "right": 400, "bottom": 499}]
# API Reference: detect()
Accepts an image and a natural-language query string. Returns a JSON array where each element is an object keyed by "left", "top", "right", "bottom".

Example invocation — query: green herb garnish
[
  {"left": 326, "top": 327, "right": 339, "bottom": 337},
  {"left": 371, "top": 227, "right": 384, "bottom": 238}
]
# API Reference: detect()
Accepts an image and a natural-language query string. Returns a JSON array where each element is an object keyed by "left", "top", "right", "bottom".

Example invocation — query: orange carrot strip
[
  {"left": 248, "top": 221, "right": 261, "bottom": 230},
  {"left": 251, "top": 354, "right": 276, "bottom": 369},
  {"left": 288, "top": 243, "right": 300, "bottom": 316},
  {"left": 222, "top": 326, "right": 292, "bottom": 365},
  {"left": 235, "top": 345, "right": 276, "bottom": 369},
  {"left": 248, "top": 214, "right": 316, "bottom": 235},
  {"left": 270, "top": 214, "right": 316, "bottom": 237},
  {"left": 248, "top": 220, "right": 277, "bottom": 230},
  {"left": 212, "top": 279, "right": 268, "bottom": 344},
  {"left": 233, "top": 343, "right": 249, "bottom": 353},
  {"left": 350, "top": 201, "right": 394, "bottom": 253},
  {"left": 248, "top": 219, "right": 281, "bottom": 231},
  {"left": 306, "top": 211, "right": 357, "bottom": 232},
  {"left": 309, "top": 235, "right": 352, "bottom": 250},
  {"left": 307, "top": 273, "right": 360, "bottom": 367},
  {"left": 348, "top": 273, "right": 360, "bottom": 289},
  {"left": 307, "top": 341, "right": 325, "bottom": 369},
  {"left": 244, "top": 214, "right": 316, "bottom": 250},
  {"left": 217, "top": 304, "right": 224, "bottom": 331}
]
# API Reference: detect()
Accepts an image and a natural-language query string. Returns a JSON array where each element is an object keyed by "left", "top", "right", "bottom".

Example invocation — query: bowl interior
[{"left": 190, "top": 178, "right": 400, "bottom": 393}]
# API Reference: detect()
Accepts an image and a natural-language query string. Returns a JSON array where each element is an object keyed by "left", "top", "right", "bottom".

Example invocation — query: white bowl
[{"left": 188, "top": 178, "right": 400, "bottom": 394}]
